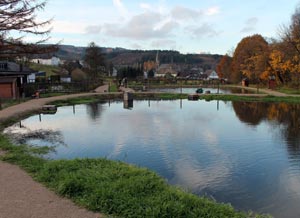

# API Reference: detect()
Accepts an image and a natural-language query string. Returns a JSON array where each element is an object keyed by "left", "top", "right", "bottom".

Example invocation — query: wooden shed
[
  {"left": 0, "top": 61, "right": 35, "bottom": 99},
  {"left": 0, "top": 77, "right": 18, "bottom": 99}
]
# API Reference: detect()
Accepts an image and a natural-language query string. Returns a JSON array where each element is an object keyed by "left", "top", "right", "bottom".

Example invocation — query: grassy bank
[
  {"left": 50, "top": 92, "right": 300, "bottom": 106},
  {"left": 0, "top": 133, "right": 269, "bottom": 218},
  {"left": 198, "top": 94, "right": 300, "bottom": 103}
]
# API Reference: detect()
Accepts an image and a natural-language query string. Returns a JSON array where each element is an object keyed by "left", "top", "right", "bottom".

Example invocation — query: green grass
[
  {"left": 29, "top": 62, "right": 61, "bottom": 76},
  {"left": 0, "top": 134, "right": 270, "bottom": 218},
  {"left": 109, "top": 84, "right": 119, "bottom": 92},
  {"left": 198, "top": 94, "right": 300, "bottom": 103},
  {"left": 276, "top": 87, "right": 300, "bottom": 95},
  {"left": 0, "top": 98, "right": 29, "bottom": 109},
  {"left": 51, "top": 94, "right": 122, "bottom": 107}
]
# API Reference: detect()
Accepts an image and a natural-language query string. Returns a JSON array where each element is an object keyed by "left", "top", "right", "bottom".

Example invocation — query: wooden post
[{"left": 180, "top": 80, "right": 182, "bottom": 94}]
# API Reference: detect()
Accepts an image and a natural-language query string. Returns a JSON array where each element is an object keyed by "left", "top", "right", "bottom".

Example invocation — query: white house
[
  {"left": 31, "top": 56, "right": 61, "bottom": 66},
  {"left": 60, "top": 76, "right": 71, "bottom": 83},
  {"left": 205, "top": 70, "right": 219, "bottom": 80}
]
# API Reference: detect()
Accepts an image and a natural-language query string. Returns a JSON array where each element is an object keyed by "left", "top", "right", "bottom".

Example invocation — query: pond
[
  {"left": 4, "top": 100, "right": 300, "bottom": 218},
  {"left": 147, "top": 87, "right": 255, "bottom": 94}
]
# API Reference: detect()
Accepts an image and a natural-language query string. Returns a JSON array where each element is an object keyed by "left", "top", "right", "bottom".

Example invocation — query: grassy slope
[
  {"left": 29, "top": 63, "right": 60, "bottom": 76},
  {"left": 0, "top": 134, "right": 269, "bottom": 218}
]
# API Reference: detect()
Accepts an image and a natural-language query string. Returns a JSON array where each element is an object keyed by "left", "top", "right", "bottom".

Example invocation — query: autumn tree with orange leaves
[
  {"left": 216, "top": 54, "right": 232, "bottom": 80},
  {"left": 277, "top": 5, "right": 300, "bottom": 87},
  {"left": 231, "top": 34, "right": 269, "bottom": 84}
]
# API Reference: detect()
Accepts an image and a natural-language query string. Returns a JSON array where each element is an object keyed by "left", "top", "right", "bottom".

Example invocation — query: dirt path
[
  {"left": 0, "top": 86, "right": 112, "bottom": 218},
  {"left": 0, "top": 92, "right": 107, "bottom": 123},
  {"left": 0, "top": 161, "right": 102, "bottom": 218}
]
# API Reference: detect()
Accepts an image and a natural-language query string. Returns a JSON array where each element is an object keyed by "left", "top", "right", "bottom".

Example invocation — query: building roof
[
  {"left": 0, "top": 61, "right": 35, "bottom": 76},
  {"left": 0, "top": 77, "right": 17, "bottom": 83}
]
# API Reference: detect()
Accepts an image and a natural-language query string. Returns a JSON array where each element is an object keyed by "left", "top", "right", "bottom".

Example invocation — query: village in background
[{"left": 0, "top": 45, "right": 223, "bottom": 99}]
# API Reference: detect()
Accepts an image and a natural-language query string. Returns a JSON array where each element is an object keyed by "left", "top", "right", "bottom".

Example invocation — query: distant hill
[{"left": 37, "top": 45, "right": 222, "bottom": 70}]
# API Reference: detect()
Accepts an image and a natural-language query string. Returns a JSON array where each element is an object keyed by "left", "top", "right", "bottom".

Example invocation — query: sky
[{"left": 31, "top": 0, "right": 300, "bottom": 55}]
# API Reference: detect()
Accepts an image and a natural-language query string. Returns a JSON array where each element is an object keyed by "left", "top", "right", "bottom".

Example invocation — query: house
[
  {"left": 155, "top": 64, "right": 179, "bottom": 78},
  {"left": 0, "top": 61, "right": 35, "bottom": 99},
  {"left": 60, "top": 75, "right": 72, "bottom": 83},
  {"left": 205, "top": 70, "right": 219, "bottom": 80},
  {"left": 31, "top": 56, "right": 61, "bottom": 66}
]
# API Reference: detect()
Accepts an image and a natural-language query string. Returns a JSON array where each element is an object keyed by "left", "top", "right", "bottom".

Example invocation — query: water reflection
[
  {"left": 232, "top": 102, "right": 300, "bottom": 157},
  {"left": 4, "top": 100, "right": 300, "bottom": 218},
  {"left": 123, "top": 100, "right": 134, "bottom": 109},
  {"left": 86, "top": 102, "right": 105, "bottom": 120},
  {"left": 4, "top": 125, "right": 65, "bottom": 147}
]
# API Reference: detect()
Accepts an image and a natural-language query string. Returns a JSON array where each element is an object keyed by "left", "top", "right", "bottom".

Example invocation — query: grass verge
[
  {"left": 198, "top": 94, "right": 300, "bottom": 103},
  {"left": 0, "top": 133, "right": 270, "bottom": 218}
]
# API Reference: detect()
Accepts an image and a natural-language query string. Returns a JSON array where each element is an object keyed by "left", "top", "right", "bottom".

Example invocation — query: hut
[
  {"left": 268, "top": 76, "right": 276, "bottom": 89},
  {"left": 0, "top": 61, "right": 35, "bottom": 99},
  {"left": 242, "top": 78, "right": 249, "bottom": 87}
]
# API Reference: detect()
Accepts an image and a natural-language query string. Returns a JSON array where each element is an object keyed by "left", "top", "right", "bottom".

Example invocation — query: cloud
[
  {"left": 140, "top": 3, "right": 152, "bottom": 10},
  {"left": 185, "top": 23, "right": 219, "bottom": 38},
  {"left": 171, "top": 6, "right": 202, "bottom": 20},
  {"left": 52, "top": 20, "right": 87, "bottom": 34},
  {"left": 103, "top": 12, "right": 178, "bottom": 40},
  {"left": 241, "top": 17, "right": 258, "bottom": 33},
  {"left": 85, "top": 25, "right": 102, "bottom": 34},
  {"left": 112, "top": 0, "right": 128, "bottom": 16},
  {"left": 112, "top": 0, "right": 122, "bottom": 7},
  {"left": 205, "top": 6, "right": 220, "bottom": 16}
]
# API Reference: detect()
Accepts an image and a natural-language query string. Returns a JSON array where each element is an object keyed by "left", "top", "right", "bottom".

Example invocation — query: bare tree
[
  {"left": 84, "top": 42, "right": 105, "bottom": 79},
  {"left": 0, "top": 0, "right": 56, "bottom": 58}
]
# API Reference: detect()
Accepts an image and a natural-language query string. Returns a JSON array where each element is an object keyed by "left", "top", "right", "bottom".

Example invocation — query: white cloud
[
  {"left": 112, "top": 0, "right": 128, "bottom": 17},
  {"left": 185, "top": 23, "right": 220, "bottom": 38},
  {"left": 205, "top": 6, "right": 220, "bottom": 16},
  {"left": 52, "top": 20, "right": 87, "bottom": 34},
  {"left": 85, "top": 25, "right": 102, "bottom": 34},
  {"left": 171, "top": 6, "right": 202, "bottom": 21},
  {"left": 103, "top": 12, "right": 178, "bottom": 40},
  {"left": 241, "top": 17, "right": 258, "bottom": 33},
  {"left": 140, "top": 3, "right": 152, "bottom": 10},
  {"left": 112, "top": 0, "right": 122, "bottom": 8}
]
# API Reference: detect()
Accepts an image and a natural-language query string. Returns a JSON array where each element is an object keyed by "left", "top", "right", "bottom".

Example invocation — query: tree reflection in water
[
  {"left": 86, "top": 102, "right": 106, "bottom": 121},
  {"left": 232, "top": 102, "right": 300, "bottom": 158},
  {"left": 4, "top": 126, "right": 66, "bottom": 148}
]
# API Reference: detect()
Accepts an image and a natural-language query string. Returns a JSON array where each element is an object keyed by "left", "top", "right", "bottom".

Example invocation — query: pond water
[
  {"left": 148, "top": 87, "right": 255, "bottom": 94},
  {"left": 4, "top": 100, "right": 300, "bottom": 218}
]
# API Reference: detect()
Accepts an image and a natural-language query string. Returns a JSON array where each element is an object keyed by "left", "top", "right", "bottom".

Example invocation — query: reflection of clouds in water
[
  {"left": 157, "top": 127, "right": 232, "bottom": 192},
  {"left": 283, "top": 170, "right": 300, "bottom": 197},
  {"left": 202, "top": 129, "right": 218, "bottom": 145},
  {"left": 167, "top": 145, "right": 232, "bottom": 192},
  {"left": 109, "top": 138, "right": 126, "bottom": 158}
]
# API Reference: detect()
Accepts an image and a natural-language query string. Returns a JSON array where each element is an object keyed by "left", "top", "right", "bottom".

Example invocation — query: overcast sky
[{"left": 36, "top": 0, "right": 300, "bottom": 54}]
